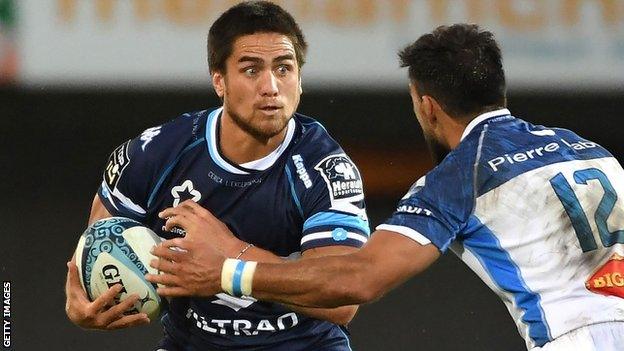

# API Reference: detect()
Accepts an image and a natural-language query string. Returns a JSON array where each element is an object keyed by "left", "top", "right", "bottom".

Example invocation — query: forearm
[
  {"left": 249, "top": 252, "right": 377, "bottom": 308},
  {"left": 239, "top": 232, "right": 442, "bottom": 308},
  {"left": 230, "top": 243, "right": 358, "bottom": 324}
]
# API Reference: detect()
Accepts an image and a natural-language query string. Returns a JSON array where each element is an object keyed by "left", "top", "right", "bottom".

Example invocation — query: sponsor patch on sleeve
[
  {"left": 314, "top": 154, "right": 364, "bottom": 203},
  {"left": 104, "top": 140, "right": 131, "bottom": 189}
]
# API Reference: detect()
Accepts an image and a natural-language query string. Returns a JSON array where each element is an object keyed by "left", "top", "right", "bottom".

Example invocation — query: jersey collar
[
  {"left": 205, "top": 107, "right": 296, "bottom": 175},
  {"left": 460, "top": 108, "right": 512, "bottom": 142}
]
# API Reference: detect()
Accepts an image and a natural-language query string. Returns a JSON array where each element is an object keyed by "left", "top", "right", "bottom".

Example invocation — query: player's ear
[
  {"left": 212, "top": 71, "right": 225, "bottom": 98},
  {"left": 420, "top": 95, "right": 436, "bottom": 123},
  {"left": 298, "top": 76, "right": 302, "bottom": 95}
]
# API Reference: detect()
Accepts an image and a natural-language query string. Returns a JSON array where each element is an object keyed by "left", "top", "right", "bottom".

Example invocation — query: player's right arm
[
  {"left": 64, "top": 196, "right": 151, "bottom": 330},
  {"left": 66, "top": 119, "right": 185, "bottom": 329},
  {"left": 250, "top": 229, "right": 440, "bottom": 307}
]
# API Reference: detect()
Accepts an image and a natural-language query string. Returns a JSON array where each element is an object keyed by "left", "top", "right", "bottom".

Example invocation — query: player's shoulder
[
  {"left": 106, "top": 109, "right": 210, "bottom": 181},
  {"left": 467, "top": 116, "right": 614, "bottom": 195},
  {"left": 290, "top": 113, "right": 349, "bottom": 164},
  {"left": 134, "top": 109, "right": 209, "bottom": 153}
]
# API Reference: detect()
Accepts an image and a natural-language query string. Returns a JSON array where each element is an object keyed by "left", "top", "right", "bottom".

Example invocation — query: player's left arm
[
  {"left": 147, "top": 226, "right": 441, "bottom": 308},
  {"left": 222, "top": 242, "right": 360, "bottom": 325},
  {"left": 249, "top": 229, "right": 441, "bottom": 308},
  {"left": 289, "top": 245, "right": 359, "bottom": 325}
]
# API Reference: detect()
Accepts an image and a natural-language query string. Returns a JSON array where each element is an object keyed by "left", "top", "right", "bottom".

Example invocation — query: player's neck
[
  {"left": 218, "top": 112, "right": 288, "bottom": 165},
  {"left": 446, "top": 124, "right": 465, "bottom": 150},
  {"left": 436, "top": 113, "right": 468, "bottom": 151}
]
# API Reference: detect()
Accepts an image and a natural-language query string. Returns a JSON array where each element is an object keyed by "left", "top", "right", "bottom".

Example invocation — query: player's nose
[{"left": 258, "top": 71, "right": 279, "bottom": 97}]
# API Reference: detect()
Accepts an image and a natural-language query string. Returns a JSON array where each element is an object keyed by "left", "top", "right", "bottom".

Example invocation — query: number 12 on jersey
[{"left": 550, "top": 168, "right": 624, "bottom": 252}]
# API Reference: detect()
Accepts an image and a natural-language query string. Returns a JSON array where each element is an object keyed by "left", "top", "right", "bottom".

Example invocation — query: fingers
[
  {"left": 100, "top": 293, "right": 141, "bottom": 326},
  {"left": 159, "top": 200, "right": 215, "bottom": 221},
  {"left": 159, "top": 205, "right": 191, "bottom": 220},
  {"left": 160, "top": 238, "right": 190, "bottom": 251},
  {"left": 66, "top": 261, "right": 85, "bottom": 293},
  {"left": 66, "top": 261, "right": 93, "bottom": 310},
  {"left": 66, "top": 261, "right": 81, "bottom": 286},
  {"left": 106, "top": 313, "right": 150, "bottom": 330},
  {"left": 90, "top": 284, "right": 124, "bottom": 312},
  {"left": 145, "top": 272, "right": 181, "bottom": 287},
  {"left": 149, "top": 258, "right": 176, "bottom": 275},
  {"left": 181, "top": 200, "right": 217, "bottom": 221},
  {"left": 161, "top": 214, "right": 189, "bottom": 232},
  {"left": 178, "top": 200, "right": 200, "bottom": 213},
  {"left": 151, "top": 241, "right": 188, "bottom": 261}
]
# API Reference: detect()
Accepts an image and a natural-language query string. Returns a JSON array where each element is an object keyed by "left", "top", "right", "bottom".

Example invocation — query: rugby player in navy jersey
[
  {"left": 149, "top": 24, "right": 624, "bottom": 350},
  {"left": 65, "top": 2, "right": 370, "bottom": 350}
]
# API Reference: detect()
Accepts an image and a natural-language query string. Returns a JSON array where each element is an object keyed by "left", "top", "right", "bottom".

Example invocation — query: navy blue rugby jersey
[{"left": 97, "top": 107, "right": 369, "bottom": 350}]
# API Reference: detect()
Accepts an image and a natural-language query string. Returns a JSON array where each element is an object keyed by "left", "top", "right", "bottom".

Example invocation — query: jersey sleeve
[
  {"left": 96, "top": 123, "right": 170, "bottom": 221},
  {"left": 377, "top": 154, "right": 475, "bottom": 253},
  {"left": 97, "top": 137, "right": 153, "bottom": 221},
  {"left": 287, "top": 152, "right": 370, "bottom": 251}
]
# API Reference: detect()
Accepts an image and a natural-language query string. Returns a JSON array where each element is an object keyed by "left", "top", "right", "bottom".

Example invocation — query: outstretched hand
[{"left": 145, "top": 200, "right": 239, "bottom": 298}]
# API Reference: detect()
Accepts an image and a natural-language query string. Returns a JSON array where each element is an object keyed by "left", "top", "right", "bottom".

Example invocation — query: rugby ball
[{"left": 75, "top": 217, "right": 162, "bottom": 320}]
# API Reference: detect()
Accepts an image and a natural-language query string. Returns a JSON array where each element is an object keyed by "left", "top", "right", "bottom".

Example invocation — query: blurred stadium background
[{"left": 1, "top": 0, "right": 623, "bottom": 350}]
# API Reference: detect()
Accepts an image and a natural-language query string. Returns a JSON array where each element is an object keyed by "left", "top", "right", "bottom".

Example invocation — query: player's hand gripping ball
[{"left": 74, "top": 217, "right": 163, "bottom": 320}]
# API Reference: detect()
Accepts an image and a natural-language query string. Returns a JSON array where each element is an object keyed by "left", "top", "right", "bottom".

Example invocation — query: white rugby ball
[{"left": 75, "top": 217, "right": 162, "bottom": 320}]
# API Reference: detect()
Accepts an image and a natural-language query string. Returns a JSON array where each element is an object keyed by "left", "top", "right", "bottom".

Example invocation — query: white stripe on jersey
[
  {"left": 300, "top": 231, "right": 368, "bottom": 246},
  {"left": 101, "top": 180, "right": 147, "bottom": 214},
  {"left": 450, "top": 241, "right": 533, "bottom": 347},
  {"left": 375, "top": 224, "right": 432, "bottom": 246}
]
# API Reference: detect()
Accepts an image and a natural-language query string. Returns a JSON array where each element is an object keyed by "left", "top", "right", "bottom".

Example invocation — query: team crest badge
[
  {"left": 585, "top": 253, "right": 624, "bottom": 299},
  {"left": 314, "top": 154, "right": 364, "bottom": 203}
]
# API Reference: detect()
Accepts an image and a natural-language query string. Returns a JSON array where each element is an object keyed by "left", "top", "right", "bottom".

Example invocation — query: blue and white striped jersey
[
  {"left": 379, "top": 109, "right": 624, "bottom": 349},
  {"left": 98, "top": 107, "right": 369, "bottom": 350}
]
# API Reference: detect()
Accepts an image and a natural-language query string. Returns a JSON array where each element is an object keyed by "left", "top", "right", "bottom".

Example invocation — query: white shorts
[{"left": 531, "top": 322, "right": 624, "bottom": 351}]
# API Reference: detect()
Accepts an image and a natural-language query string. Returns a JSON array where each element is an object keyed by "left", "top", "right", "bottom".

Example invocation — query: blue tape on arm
[{"left": 232, "top": 260, "right": 246, "bottom": 297}]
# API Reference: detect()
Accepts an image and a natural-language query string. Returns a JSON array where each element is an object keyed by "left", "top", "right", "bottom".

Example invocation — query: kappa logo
[
  {"left": 171, "top": 180, "right": 202, "bottom": 207},
  {"left": 104, "top": 140, "right": 131, "bottom": 189},
  {"left": 292, "top": 154, "right": 312, "bottom": 188},
  {"left": 140, "top": 126, "right": 161, "bottom": 151},
  {"left": 315, "top": 154, "right": 363, "bottom": 203}
]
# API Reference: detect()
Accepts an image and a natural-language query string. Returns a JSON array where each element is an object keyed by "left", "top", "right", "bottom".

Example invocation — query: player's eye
[
  {"left": 243, "top": 67, "right": 257, "bottom": 77},
  {"left": 275, "top": 65, "right": 291, "bottom": 76}
]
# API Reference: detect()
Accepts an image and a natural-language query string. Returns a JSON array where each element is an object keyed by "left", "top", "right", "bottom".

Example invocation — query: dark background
[{"left": 1, "top": 87, "right": 623, "bottom": 350}]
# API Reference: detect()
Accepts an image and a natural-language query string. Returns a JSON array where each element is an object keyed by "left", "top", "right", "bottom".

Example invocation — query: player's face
[{"left": 212, "top": 32, "right": 302, "bottom": 140}]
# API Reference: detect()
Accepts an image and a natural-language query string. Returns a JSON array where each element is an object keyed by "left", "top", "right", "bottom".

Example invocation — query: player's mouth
[{"left": 257, "top": 104, "right": 283, "bottom": 114}]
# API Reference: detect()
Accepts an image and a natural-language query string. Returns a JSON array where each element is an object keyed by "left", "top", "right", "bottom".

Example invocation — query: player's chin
[{"left": 254, "top": 115, "right": 290, "bottom": 136}]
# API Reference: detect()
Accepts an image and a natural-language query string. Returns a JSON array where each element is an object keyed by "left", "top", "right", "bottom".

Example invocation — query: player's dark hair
[
  {"left": 208, "top": 1, "right": 307, "bottom": 73},
  {"left": 399, "top": 24, "right": 506, "bottom": 117}
]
